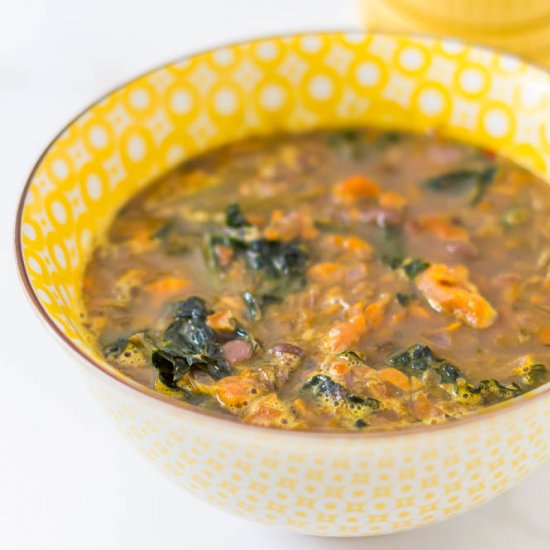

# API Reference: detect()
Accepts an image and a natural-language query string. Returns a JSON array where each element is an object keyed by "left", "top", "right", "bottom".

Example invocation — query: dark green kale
[
  {"left": 386, "top": 344, "right": 546, "bottom": 407},
  {"left": 301, "top": 374, "right": 380, "bottom": 411},
  {"left": 243, "top": 239, "right": 308, "bottom": 285},
  {"left": 387, "top": 344, "right": 464, "bottom": 381},
  {"left": 396, "top": 292, "right": 414, "bottom": 306},
  {"left": 402, "top": 258, "right": 430, "bottom": 279},
  {"left": 425, "top": 169, "right": 482, "bottom": 191},
  {"left": 103, "top": 338, "right": 131, "bottom": 358},
  {"left": 424, "top": 165, "right": 497, "bottom": 206},
  {"left": 209, "top": 204, "right": 309, "bottom": 296},
  {"left": 472, "top": 379, "right": 522, "bottom": 402},
  {"left": 514, "top": 362, "right": 548, "bottom": 388},
  {"left": 226, "top": 202, "right": 252, "bottom": 228},
  {"left": 469, "top": 165, "right": 497, "bottom": 206},
  {"left": 151, "top": 296, "right": 238, "bottom": 387}
]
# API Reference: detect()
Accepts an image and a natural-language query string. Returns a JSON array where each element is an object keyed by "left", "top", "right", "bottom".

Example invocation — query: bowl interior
[{"left": 17, "top": 31, "right": 550, "bottom": 378}]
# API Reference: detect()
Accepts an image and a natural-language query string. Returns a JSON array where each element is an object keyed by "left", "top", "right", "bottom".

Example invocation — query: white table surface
[{"left": 1, "top": 1, "right": 549, "bottom": 548}]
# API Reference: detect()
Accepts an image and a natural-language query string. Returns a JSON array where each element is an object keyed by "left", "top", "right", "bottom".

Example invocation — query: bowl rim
[{"left": 15, "top": 28, "right": 550, "bottom": 440}]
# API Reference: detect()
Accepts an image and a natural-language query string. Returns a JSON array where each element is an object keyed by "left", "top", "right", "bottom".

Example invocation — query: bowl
[{"left": 15, "top": 31, "right": 550, "bottom": 537}]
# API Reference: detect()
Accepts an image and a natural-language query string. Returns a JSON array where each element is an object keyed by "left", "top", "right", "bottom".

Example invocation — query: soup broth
[{"left": 83, "top": 129, "right": 550, "bottom": 431}]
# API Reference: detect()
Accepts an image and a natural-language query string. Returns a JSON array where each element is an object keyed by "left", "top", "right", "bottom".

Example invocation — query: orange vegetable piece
[
  {"left": 378, "top": 368, "right": 411, "bottom": 392},
  {"left": 215, "top": 374, "right": 258, "bottom": 408},
  {"left": 417, "top": 216, "right": 469, "bottom": 242},
  {"left": 538, "top": 328, "right": 550, "bottom": 345},
  {"left": 332, "top": 175, "right": 381, "bottom": 204},
  {"left": 379, "top": 191, "right": 408, "bottom": 211},
  {"left": 326, "top": 314, "right": 367, "bottom": 351},
  {"left": 307, "top": 262, "right": 344, "bottom": 283},
  {"left": 207, "top": 310, "right": 235, "bottom": 332},
  {"left": 263, "top": 208, "right": 319, "bottom": 241},
  {"left": 416, "top": 263, "right": 497, "bottom": 329},
  {"left": 242, "top": 394, "right": 294, "bottom": 428},
  {"left": 327, "top": 234, "right": 373, "bottom": 259},
  {"left": 364, "top": 302, "right": 384, "bottom": 329},
  {"left": 145, "top": 276, "right": 190, "bottom": 296}
]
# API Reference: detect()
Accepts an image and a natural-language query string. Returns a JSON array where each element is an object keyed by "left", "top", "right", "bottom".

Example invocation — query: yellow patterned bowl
[{"left": 15, "top": 31, "right": 550, "bottom": 536}]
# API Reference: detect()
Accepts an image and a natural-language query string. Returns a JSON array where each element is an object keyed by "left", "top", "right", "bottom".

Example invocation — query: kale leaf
[
  {"left": 226, "top": 202, "right": 252, "bottom": 228},
  {"left": 396, "top": 292, "right": 414, "bottom": 306},
  {"left": 424, "top": 165, "right": 497, "bottom": 206},
  {"left": 388, "top": 344, "right": 463, "bottom": 382},
  {"left": 301, "top": 374, "right": 380, "bottom": 411},
  {"left": 402, "top": 258, "right": 430, "bottom": 279},
  {"left": 151, "top": 296, "right": 234, "bottom": 387},
  {"left": 209, "top": 204, "right": 309, "bottom": 296}
]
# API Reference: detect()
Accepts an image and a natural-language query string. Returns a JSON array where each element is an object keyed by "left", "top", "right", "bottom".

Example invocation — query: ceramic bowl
[{"left": 16, "top": 31, "right": 550, "bottom": 537}]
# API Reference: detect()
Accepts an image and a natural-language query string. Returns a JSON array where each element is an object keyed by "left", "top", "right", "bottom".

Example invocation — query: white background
[{"left": 1, "top": 1, "right": 549, "bottom": 548}]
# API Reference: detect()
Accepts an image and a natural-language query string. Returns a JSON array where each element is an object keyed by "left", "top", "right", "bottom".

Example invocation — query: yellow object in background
[{"left": 359, "top": 0, "right": 550, "bottom": 68}]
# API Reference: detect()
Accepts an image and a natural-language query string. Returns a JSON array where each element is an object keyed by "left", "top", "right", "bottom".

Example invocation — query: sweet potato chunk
[{"left": 416, "top": 263, "right": 497, "bottom": 328}]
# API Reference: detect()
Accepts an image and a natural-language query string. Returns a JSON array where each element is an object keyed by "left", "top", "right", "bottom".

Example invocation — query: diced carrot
[
  {"left": 332, "top": 362, "right": 351, "bottom": 377},
  {"left": 379, "top": 191, "right": 408, "bottom": 211},
  {"left": 416, "top": 263, "right": 497, "bottom": 329},
  {"left": 215, "top": 375, "right": 258, "bottom": 408},
  {"left": 263, "top": 208, "right": 319, "bottom": 241},
  {"left": 328, "top": 234, "right": 373, "bottom": 259},
  {"left": 539, "top": 328, "right": 550, "bottom": 345},
  {"left": 308, "top": 262, "right": 344, "bottom": 282},
  {"left": 207, "top": 310, "right": 235, "bottom": 332},
  {"left": 416, "top": 216, "right": 469, "bottom": 242},
  {"left": 378, "top": 367, "right": 411, "bottom": 392},
  {"left": 145, "top": 276, "right": 190, "bottom": 296},
  {"left": 332, "top": 175, "right": 381, "bottom": 204},
  {"left": 364, "top": 302, "right": 384, "bottom": 329},
  {"left": 243, "top": 394, "right": 294, "bottom": 428},
  {"left": 326, "top": 314, "right": 366, "bottom": 351}
]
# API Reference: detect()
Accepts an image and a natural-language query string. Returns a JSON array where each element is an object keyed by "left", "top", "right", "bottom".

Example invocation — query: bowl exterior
[
  {"left": 84, "top": 359, "right": 550, "bottom": 536},
  {"left": 17, "top": 31, "right": 550, "bottom": 536}
]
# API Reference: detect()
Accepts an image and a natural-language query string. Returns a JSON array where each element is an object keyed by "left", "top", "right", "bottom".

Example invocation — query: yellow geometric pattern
[{"left": 17, "top": 32, "right": 550, "bottom": 536}]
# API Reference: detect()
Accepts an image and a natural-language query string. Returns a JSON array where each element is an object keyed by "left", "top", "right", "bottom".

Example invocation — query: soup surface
[{"left": 83, "top": 129, "right": 550, "bottom": 431}]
